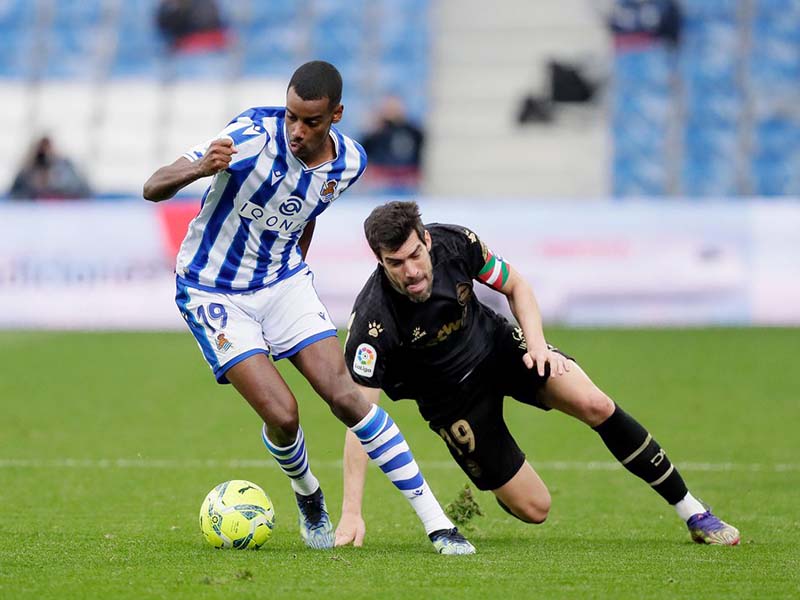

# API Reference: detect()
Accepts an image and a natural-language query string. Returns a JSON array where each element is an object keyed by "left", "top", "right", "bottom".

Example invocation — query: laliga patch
[{"left": 353, "top": 343, "right": 377, "bottom": 378}]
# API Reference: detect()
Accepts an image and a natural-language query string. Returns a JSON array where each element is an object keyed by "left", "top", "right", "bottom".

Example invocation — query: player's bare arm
[
  {"left": 143, "top": 138, "right": 237, "bottom": 202},
  {"left": 335, "top": 384, "right": 380, "bottom": 548},
  {"left": 497, "top": 264, "right": 570, "bottom": 378}
]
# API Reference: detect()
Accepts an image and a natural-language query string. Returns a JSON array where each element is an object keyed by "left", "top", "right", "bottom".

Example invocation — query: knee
[
  {"left": 515, "top": 494, "right": 552, "bottom": 524},
  {"left": 581, "top": 388, "right": 615, "bottom": 427},
  {"left": 264, "top": 407, "right": 299, "bottom": 439},
  {"left": 327, "top": 384, "right": 365, "bottom": 425}
]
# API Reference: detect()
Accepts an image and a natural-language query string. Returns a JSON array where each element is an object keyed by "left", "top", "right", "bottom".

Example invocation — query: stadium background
[
  {"left": 0, "top": 0, "right": 798, "bottom": 329},
  {"left": 1, "top": 1, "right": 799, "bottom": 599}
]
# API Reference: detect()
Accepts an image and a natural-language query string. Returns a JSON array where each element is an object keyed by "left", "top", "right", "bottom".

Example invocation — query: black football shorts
[{"left": 423, "top": 321, "right": 574, "bottom": 490}]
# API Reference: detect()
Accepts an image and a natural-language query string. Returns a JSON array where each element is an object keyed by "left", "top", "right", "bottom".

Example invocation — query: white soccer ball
[{"left": 199, "top": 480, "right": 275, "bottom": 549}]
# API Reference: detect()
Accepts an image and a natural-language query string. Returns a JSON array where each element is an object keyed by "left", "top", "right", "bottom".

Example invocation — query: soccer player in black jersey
[{"left": 334, "top": 200, "right": 739, "bottom": 548}]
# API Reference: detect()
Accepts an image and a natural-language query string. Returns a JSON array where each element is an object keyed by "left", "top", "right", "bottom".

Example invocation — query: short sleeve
[
  {"left": 182, "top": 111, "right": 270, "bottom": 165},
  {"left": 458, "top": 227, "right": 491, "bottom": 278},
  {"left": 344, "top": 308, "right": 395, "bottom": 389}
]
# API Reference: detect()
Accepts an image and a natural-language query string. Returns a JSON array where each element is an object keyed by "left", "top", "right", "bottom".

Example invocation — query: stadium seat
[
  {"left": 40, "top": 24, "right": 108, "bottom": 80},
  {"left": 240, "top": 27, "right": 299, "bottom": 77},
  {"left": 0, "top": 0, "right": 36, "bottom": 29},
  {"left": 680, "top": 0, "right": 739, "bottom": 20},
  {"left": 614, "top": 46, "right": 673, "bottom": 91},
  {"left": 0, "top": 0, "right": 434, "bottom": 195},
  {"left": 750, "top": 157, "right": 800, "bottom": 195},
  {"left": 51, "top": 0, "right": 108, "bottom": 27},
  {"left": 0, "top": 28, "right": 37, "bottom": 79}
]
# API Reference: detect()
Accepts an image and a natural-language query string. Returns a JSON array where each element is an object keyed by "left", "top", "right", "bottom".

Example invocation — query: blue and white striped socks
[
  {"left": 261, "top": 424, "right": 320, "bottom": 496},
  {"left": 351, "top": 404, "right": 453, "bottom": 535}
]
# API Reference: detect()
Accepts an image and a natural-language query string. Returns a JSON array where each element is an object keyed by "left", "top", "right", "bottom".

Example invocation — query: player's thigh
[
  {"left": 175, "top": 281, "right": 269, "bottom": 384},
  {"left": 260, "top": 269, "right": 337, "bottom": 360},
  {"left": 539, "top": 363, "right": 614, "bottom": 427},
  {"left": 494, "top": 321, "right": 603, "bottom": 422},
  {"left": 429, "top": 392, "right": 526, "bottom": 492},
  {"left": 493, "top": 462, "right": 551, "bottom": 523}
]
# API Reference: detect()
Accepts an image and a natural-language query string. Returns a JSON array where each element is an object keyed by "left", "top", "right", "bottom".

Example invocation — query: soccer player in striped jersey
[
  {"left": 336, "top": 201, "right": 740, "bottom": 547},
  {"left": 143, "top": 62, "right": 473, "bottom": 554}
]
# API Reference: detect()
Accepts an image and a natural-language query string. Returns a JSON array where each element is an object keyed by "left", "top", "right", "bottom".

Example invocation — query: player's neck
[{"left": 300, "top": 134, "right": 336, "bottom": 169}]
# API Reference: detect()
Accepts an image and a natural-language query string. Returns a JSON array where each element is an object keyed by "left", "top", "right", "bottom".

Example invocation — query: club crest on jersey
[
  {"left": 216, "top": 333, "right": 233, "bottom": 352},
  {"left": 353, "top": 343, "right": 377, "bottom": 378},
  {"left": 320, "top": 179, "right": 338, "bottom": 202}
]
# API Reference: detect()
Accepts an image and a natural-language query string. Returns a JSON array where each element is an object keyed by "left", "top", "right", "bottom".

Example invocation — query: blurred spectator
[
  {"left": 156, "top": 0, "right": 229, "bottom": 53},
  {"left": 9, "top": 136, "right": 92, "bottom": 200},
  {"left": 360, "top": 96, "right": 425, "bottom": 195},
  {"left": 608, "top": 0, "right": 683, "bottom": 49}
]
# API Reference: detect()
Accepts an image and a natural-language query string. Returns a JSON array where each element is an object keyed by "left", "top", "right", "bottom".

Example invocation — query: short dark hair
[
  {"left": 364, "top": 201, "right": 426, "bottom": 258},
  {"left": 288, "top": 61, "right": 342, "bottom": 108}
]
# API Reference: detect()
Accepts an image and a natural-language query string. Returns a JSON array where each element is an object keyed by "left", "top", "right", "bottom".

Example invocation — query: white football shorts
[{"left": 175, "top": 267, "right": 337, "bottom": 383}]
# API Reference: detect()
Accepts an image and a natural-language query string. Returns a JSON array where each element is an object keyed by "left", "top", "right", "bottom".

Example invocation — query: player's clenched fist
[{"left": 197, "top": 137, "right": 238, "bottom": 176}]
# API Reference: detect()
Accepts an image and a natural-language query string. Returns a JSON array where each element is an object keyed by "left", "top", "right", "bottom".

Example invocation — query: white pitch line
[{"left": 0, "top": 458, "right": 797, "bottom": 472}]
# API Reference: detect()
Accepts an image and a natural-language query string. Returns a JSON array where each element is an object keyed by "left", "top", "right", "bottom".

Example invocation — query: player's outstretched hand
[
  {"left": 334, "top": 513, "right": 366, "bottom": 547},
  {"left": 523, "top": 346, "right": 571, "bottom": 378},
  {"left": 197, "top": 136, "right": 238, "bottom": 177}
]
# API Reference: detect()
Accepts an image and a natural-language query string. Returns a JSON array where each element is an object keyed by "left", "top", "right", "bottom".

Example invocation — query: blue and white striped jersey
[{"left": 175, "top": 106, "right": 367, "bottom": 292}]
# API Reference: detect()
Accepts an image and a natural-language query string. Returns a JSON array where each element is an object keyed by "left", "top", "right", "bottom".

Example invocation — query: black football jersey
[{"left": 344, "top": 224, "right": 507, "bottom": 403}]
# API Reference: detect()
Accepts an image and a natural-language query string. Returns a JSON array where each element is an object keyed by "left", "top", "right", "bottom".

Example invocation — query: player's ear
[
  {"left": 331, "top": 103, "right": 343, "bottom": 124},
  {"left": 423, "top": 229, "right": 432, "bottom": 251}
]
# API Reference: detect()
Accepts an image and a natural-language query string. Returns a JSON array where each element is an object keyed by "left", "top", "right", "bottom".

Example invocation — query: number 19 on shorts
[{"left": 439, "top": 419, "right": 476, "bottom": 456}]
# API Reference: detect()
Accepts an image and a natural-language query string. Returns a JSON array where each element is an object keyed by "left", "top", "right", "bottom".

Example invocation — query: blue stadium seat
[
  {"left": 51, "top": 0, "right": 107, "bottom": 27},
  {"left": 748, "top": 23, "right": 800, "bottom": 89},
  {"left": 247, "top": 0, "right": 303, "bottom": 27},
  {"left": 680, "top": 0, "right": 739, "bottom": 21},
  {"left": 682, "top": 161, "right": 740, "bottom": 196},
  {"left": 753, "top": 0, "right": 800, "bottom": 21},
  {"left": 752, "top": 119, "right": 799, "bottom": 159},
  {"left": 613, "top": 88, "right": 673, "bottom": 125},
  {"left": 685, "top": 123, "right": 740, "bottom": 162},
  {"left": 109, "top": 7, "right": 166, "bottom": 79},
  {"left": 40, "top": 24, "right": 106, "bottom": 80},
  {"left": 614, "top": 47, "right": 673, "bottom": 91},
  {"left": 612, "top": 155, "right": 669, "bottom": 196},
  {"left": 684, "top": 87, "right": 743, "bottom": 128},
  {"left": 240, "top": 27, "right": 299, "bottom": 77},
  {"left": 750, "top": 157, "right": 800, "bottom": 195},
  {"left": 109, "top": 41, "right": 163, "bottom": 79},
  {"left": 308, "top": 14, "right": 366, "bottom": 66},
  {"left": 0, "top": 0, "right": 36, "bottom": 28},
  {"left": 0, "top": 28, "right": 36, "bottom": 78}
]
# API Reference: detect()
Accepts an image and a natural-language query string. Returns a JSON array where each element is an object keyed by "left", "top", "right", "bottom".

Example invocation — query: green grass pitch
[{"left": 1, "top": 328, "right": 798, "bottom": 599}]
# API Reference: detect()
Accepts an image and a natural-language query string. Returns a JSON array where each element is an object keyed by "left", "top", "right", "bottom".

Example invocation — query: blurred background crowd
[{"left": 1, "top": 0, "right": 797, "bottom": 201}]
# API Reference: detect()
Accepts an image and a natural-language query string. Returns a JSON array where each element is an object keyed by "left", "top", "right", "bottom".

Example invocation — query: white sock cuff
[
  {"left": 262, "top": 423, "right": 303, "bottom": 454},
  {"left": 674, "top": 491, "right": 707, "bottom": 521},
  {"left": 350, "top": 403, "right": 379, "bottom": 433}
]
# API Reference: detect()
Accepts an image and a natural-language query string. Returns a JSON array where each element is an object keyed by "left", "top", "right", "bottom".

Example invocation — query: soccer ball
[{"left": 199, "top": 480, "right": 275, "bottom": 549}]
